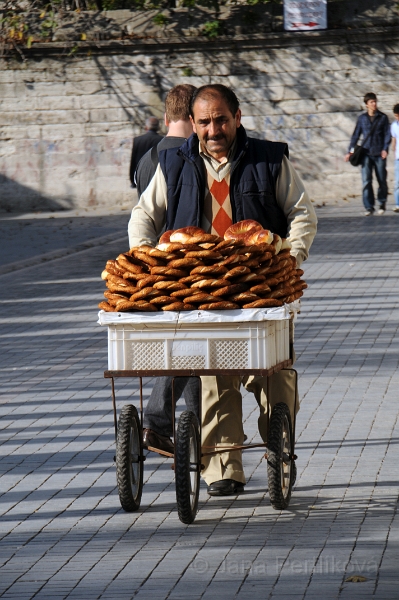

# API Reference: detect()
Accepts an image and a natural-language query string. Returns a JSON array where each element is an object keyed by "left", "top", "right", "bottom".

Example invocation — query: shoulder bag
[{"left": 349, "top": 116, "right": 379, "bottom": 167}]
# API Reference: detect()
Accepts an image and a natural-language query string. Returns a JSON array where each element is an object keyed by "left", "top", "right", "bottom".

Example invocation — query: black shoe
[
  {"left": 143, "top": 428, "right": 174, "bottom": 454},
  {"left": 207, "top": 479, "right": 245, "bottom": 496}
]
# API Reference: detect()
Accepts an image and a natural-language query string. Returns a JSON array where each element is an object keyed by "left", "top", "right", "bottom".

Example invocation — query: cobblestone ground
[{"left": 1, "top": 207, "right": 398, "bottom": 600}]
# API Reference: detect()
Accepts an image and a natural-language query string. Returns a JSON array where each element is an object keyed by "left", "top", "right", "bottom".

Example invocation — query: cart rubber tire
[
  {"left": 175, "top": 411, "right": 201, "bottom": 525},
  {"left": 116, "top": 404, "right": 143, "bottom": 512},
  {"left": 267, "top": 402, "right": 295, "bottom": 510}
]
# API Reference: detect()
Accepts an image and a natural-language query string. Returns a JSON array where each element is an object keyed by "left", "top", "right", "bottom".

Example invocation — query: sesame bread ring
[
  {"left": 179, "top": 274, "right": 209, "bottom": 285},
  {"left": 269, "top": 286, "right": 295, "bottom": 299},
  {"left": 271, "top": 234, "right": 282, "bottom": 255},
  {"left": 133, "top": 250, "right": 163, "bottom": 267},
  {"left": 220, "top": 255, "right": 248, "bottom": 267},
  {"left": 148, "top": 248, "right": 182, "bottom": 260},
  {"left": 167, "top": 257, "right": 204, "bottom": 269},
  {"left": 183, "top": 293, "right": 218, "bottom": 304},
  {"left": 116, "top": 300, "right": 157, "bottom": 312},
  {"left": 190, "top": 265, "right": 228, "bottom": 276},
  {"left": 129, "top": 287, "right": 163, "bottom": 301},
  {"left": 249, "top": 283, "right": 272, "bottom": 294},
  {"left": 150, "top": 266, "right": 188, "bottom": 278},
  {"left": 198, "top": 301, "right": 240, "bottom": 310},
  {"left": 228, "top": 292, "right": 261, "bottom": 303},
  {"left": 258, "top": 252, "right": 273, "bottom": 263},
  {"left": 106, "top": 260, "right": 126, "bottom": 276},
  {"left": 214, "top": 239, "right": 245, "bottom": 251},
  {"left": 137, "top": 275, "right": 168, "bottom": 289},
  {"left": 264, "top": 260, "right": 291, "bottom": 275},
  {"left": 224, "top": 220, "right": 262, "bottom": 240},
  {"left": 153, "top": 281, "right": 187, "bottom": 291},
  {"left": 169, "top": 227, "right": 205, "bottom": 243},
  {"left": 149, "top": 296, "right": 176, "bottom": 306},
  {"left": 224, "top": 266, "right": 251, "bottom": 279},
  {"left": 162, "top": 302, "right": 196, "bottom": 311},
  {"left": 104, "top": 291, "right": 130, "bottom": 306},
  {"left": 123, "top": 271, "right": 150, "bottom": 281},
  {"left": 170, "top": 288, "right": 199, "bottom": 299},
  {"left": 191, "top": 278, "right": 231, "bottom": 289},
  {"left": 242, "top": 258, "right": 261, "bottom": 269},
  {"left": 296, "top": 268, "right": 304, "bottom": 277},
  {"left": 117, "top": 256, "right": 147, "bottom": 274},
  {"left": 101, "top": 269, "right": 110, "bottom": 280},
  {"left": 106, "top": 273, "right": 130, "bottom": 286},
  {"left": 156, "top": 242, "right": 185, "bottom": 252},
  {"left": 212, "top": 283, "right": 248, "bottom": 297},
  {"left": 243, "top": 298, "right": 283, "bottom": 309},
  {"left": 98, "top": 301, "right": 115, "bottom": 312},
  {"left": 184, "top": 250, "right": 222, "bottom": 261},
  {"left": 189, "top": 233, "right": 222, "bottom": 244},
  {"left": 256, "top": 262, "right": 273, "bottom": 275},
  {"left": 107, "top": 282, "right": 138, "bottom": 294},
  {"left": 159, "top": 230, "right": 173, "bottom": 244},
  {"left": 263, "top": 276, "right": 280, "bottom": 288},
  {"left": 237, "top": 273, "right": 266, "bottom": 284}
]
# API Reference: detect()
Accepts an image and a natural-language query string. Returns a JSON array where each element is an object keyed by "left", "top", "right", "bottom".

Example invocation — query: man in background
[
  {"left": 390, "top": 104, "right": 399, "bottom": 213},
  {"left": 135, "top": 84, "right": 200, "bottom": 454},
  {"left": 345, "top": 93, "right": 391, "bottom": 216},
  {"left": 129, "top": 116, "right": 163, "bottom": 188}
]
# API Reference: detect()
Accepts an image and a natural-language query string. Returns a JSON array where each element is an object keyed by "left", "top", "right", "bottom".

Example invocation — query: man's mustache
[{"left": 205, "top": 134, "right": 226, "bottom": 142}]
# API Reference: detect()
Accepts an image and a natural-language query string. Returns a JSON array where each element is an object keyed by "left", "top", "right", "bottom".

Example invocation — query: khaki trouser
[{"left": 200, "top": 369, "right": 299, "bottom": 485}]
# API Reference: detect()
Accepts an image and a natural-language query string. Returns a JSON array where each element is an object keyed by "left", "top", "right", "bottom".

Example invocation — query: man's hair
[
  {"left": 145, "top": 116, "right": 160, "bottom": 131},
  {"left": 190, "top": 84, "right": 240, "bottom": 118},
  {"left": 393, "top": 103, "right": 399, "bottom": 114},
  {"left": 165, "top": 84, "right": 197, "bottom": 122},
  {"left": 364, "top": 92, "right": 377, "bottom": 104}
]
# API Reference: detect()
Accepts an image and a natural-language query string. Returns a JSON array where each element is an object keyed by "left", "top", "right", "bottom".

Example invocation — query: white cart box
[{"left": 98, "top": 305, "right": 298, "bottom": 371}]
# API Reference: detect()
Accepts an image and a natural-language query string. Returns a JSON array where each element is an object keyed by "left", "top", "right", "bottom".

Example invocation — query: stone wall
[{"left": 1, "top": 26, "right": 399, "bottom": 212}]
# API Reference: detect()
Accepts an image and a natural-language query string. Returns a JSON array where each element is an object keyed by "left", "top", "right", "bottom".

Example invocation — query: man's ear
[
  {"left": 189, "top": 115, "right": 197, "bottom": 134},
  {"left": 164, "top": 113, "right": 169, "bottom": 128},
  {"left": 235, "top": 109, "right": 242, "bottom": 128}
]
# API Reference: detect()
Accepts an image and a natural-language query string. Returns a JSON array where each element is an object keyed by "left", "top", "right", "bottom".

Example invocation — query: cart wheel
[
  {"left": 175, "top": 411, "right": 201, "bottom": 525},
  {"left": 116, "top": 404, "right": 143, "bottom": 512},
  {"left": 267, "top": 402, "right": 294, "bottom": 510}
]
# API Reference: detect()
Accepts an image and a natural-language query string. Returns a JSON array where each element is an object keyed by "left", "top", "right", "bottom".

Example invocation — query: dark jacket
[
  {"left": 129, "top": 130, "right": 163, "bottom": 186},
  {"left": 136, "top": 136, "right": 186, "bottom": 197},
  {"left": 159, "top": 126, "right": 289, "bottom": 238},
  {"left": 348, "top": 110, "right": 391, "bottom": 156}
]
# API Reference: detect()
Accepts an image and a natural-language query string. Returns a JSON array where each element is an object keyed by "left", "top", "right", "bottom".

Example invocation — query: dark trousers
[
  {"left": 143, "top": 377, "right": 200, "bottom": 438},
  {"left": 361, "top": 154, "right": 388, "bottom": 211}
]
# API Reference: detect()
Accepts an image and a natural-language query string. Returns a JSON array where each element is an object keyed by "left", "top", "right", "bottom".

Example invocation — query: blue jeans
[
  {"left": 394, "top": 160, "right": 399, "bottom": 207},
  {"left": 361, "top": 154, "right": 388, "bottom": 211}
]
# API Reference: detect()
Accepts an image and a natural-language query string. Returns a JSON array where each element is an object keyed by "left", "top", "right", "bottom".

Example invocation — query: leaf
[
  {"left": 26, "top": 36, "right": 33, "bottom": 48},
  {"left": 40, "top": 11, "right": 46, "bottom": 18},
  {"left": 345, "top": 575, "right": 368, "bottom": 583},
  {"left": 81, "top": 32, "right": 87, "bottom": 40}
]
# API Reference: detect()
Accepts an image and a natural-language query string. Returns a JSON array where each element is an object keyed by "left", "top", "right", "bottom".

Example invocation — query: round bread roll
[
  {"left": 271, "top": 234, "right": 282, "bottom": 255},
  {"left": 244, "top": 228, "right": 274, "bottom": 245},
  {"left": 137, "top": 275, "right": 167, "bottom": 289},
  {"left": 153, "top": 281, "right": 187, "bottom": 291},
  {"left": 167, "top": 257, "right": 204, "bottom": 269},
  {"left": 169, "top": 226, "right": 205, "bottom": 243},
  {"left": 242, "top": 298, "right": 283, "bottom": 308},
  {"left": 151, "top": 267, "right": 188, "bottom": 278},
  {"left": 191, "top": 264, "right": 228, "bottom": 276},
  {"left": 162, "top": 302, "right": 196, "bottom": 311},
  {"left": 98, "top": 301, "right": 115, "bottom": 312},
  {"left": 198, "top": 301, "right": 240, "bottom": 310},
  {"left": 224, "top": 220, "right": 262, "bottom": 240},
  {"left": 224, "top": 266, "right": 251, "bottom": 279},
  {"left": 159, "top": 230, "right": 173, "bottom": 244},
  {"left": 129, "top": 287, "right": 162, "bottom": 301},
  {"left": 183, "top": 293, "right": 218, "bottom": 304},
  {"left": 228, "top": 292, "right": 261, "bottom": 303},
  {"left": 212, "top": 283, "right": 248, "bottom": 297},
  {"left": 191, "top": 278, "right": 231, "bottom": 289}
]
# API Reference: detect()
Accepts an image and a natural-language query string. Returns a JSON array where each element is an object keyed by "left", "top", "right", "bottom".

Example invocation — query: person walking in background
[
  {"left": 390, "top": 104, "right": 399, "bottom": 213},
  {"left": 129, "top": 117, "right": 163, "bottom": 187},
  {"left": 345, "top": 93, "right": 391, "bottom": 216}
]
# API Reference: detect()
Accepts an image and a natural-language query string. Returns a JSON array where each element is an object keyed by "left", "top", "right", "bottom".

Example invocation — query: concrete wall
[{"left": 1, "top": 29, "right": 398, "bottom": 212}]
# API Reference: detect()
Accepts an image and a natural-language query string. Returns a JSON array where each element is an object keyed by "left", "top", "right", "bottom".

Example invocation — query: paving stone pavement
[{"left": 1, "top": 207, "right": 399, "bottom": 600}]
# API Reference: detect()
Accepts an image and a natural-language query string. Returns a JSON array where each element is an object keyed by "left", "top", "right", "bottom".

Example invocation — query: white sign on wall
[{"left": 284, "top": 0, "right": 327, "bottom": 31}]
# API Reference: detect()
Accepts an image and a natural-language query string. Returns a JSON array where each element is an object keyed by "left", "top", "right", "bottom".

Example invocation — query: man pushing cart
[{"left": 100, "top": 84, "right": 317, "bottom": 523}]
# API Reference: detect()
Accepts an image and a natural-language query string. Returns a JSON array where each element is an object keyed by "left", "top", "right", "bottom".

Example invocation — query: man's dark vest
[{"left": 159, "top": 125, "right": 289, "bottom": 239}]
